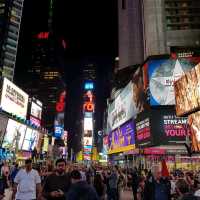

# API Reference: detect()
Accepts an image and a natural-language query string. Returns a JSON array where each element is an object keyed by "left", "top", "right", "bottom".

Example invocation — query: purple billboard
[{"left": 108, "top": 120, "right": 135, "bottom": 154}]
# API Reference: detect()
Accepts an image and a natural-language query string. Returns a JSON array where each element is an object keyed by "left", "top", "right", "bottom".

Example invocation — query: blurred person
[
  {"left": 42, "top": 158, "right": 71, "bottom": 200},
  {"left": 66, "top": 169, "right": 99, "bottom": 200},
  {"left": 137, "top": 177, "right": 146, "bottom": 200},
  {"left": 107, "top": 166, "right": 119, "bottom": 200},
  {"left": 117, "top": 168, "right": 126, "bottom": 200},
  {"left": 12, "top": 159, "right": 42, "bottom": 200},
  {"left": 143, "top": 166, "right": 170, "bottom": 200},
  {"left": 10, "top": 163, "right": 19, "bottom": 186},
  {"left": 176, "top": 178, "right": 198, "bottom": 200},
  {"left": 93, "top": 173, "right": 106, "bottom": 200},
  {"left": 131, "top": 167, "right": 139, "bottom": 200}
]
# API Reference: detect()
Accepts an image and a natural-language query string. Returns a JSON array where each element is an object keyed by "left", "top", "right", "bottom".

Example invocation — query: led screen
[
  {"left": 188, "top": 111, "right": 200, "bottom": 152},
  {"left": 148, "top": 57, "right": 200, "bottom": 105},
  {"left": 83, "top": 137, "right": 92, "bottom": 146},
  {"left": 31, "top": 102, "right": 42, "bottom": 119},
  {"left": 0, "top": 78, "right": 29, "bottom": 118},
  {"left": 18, "top": 124, "right": 27, "bottom": 150},
  {"left": 2, "top": 119, "right": 20, "bottom": 149},
  {"left": 175, "top": 63, "right": 200, "bottom": 116},
  {"left": 84, "top": 117, "right": 93, "bottom": 131},
  {"left": 22, "top": 128, "right": 37, "bottom": 151}
]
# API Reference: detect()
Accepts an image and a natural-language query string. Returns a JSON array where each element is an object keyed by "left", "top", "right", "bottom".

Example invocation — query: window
[{"left": 122, "top": 0, "right": 126, "bottom": 9}]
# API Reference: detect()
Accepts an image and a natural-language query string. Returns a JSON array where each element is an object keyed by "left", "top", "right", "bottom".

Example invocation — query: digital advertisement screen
[
  {"left": 175, "top": 63, "right": 200, "bottom": 117},
  {"left": 107, "top": 82, "right": 138, "bottom": 132},
  {"left": 188, "top": 111, "right": 200, "bottom": 152},
  {"left": 30, "top": 116, "right": 41, "bottom": 127},
  {"left": 83, "top": 137, "right": 92, "bottom": 146},
  {"left": 0, "top": 78, "right": 29, "bottom": 118},
  {"left": 84, "top": 117, "right": 93, "bottom": 131},
  {"left": 2, "top": 119, "right": 20, "bottom": 149},
  {"left": 0, "top": 115, "right": 8, "bottom": 144},
  {"left": 31, "top": 102, "right": 42, "bottom": 119},
  {"left": 151, "top": 109, "right": 190, "bottom": 145},
  {"left": 148, "top": 57, "right": 200, "bottom": 106},
  {"left": 18, "top": 124, "right": 27, "bottom": 150},
  {"left": 108, "top": 120, "right": 135, "bottom": 154},
  {"left": 22, "top": 128, "right": 38, "bottom": 151},
  {"left": 54, "top": 125, "right": 64, "bottom": 138}
]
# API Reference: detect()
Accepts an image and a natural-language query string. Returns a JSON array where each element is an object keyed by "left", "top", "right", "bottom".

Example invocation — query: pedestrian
[
  {"left": 107, "top": 166, "right": 119, "bottom": 200},
  {"left": 10, "top": 163, "right": 19, "bottom": 186},
  {"left": 93, "top": 173, "right": 106, "bottom": 200},
  {"left": 137, "top": 177, "right": 145, "bottom": 200},
  {"left": 131, "top": 167, "right": 139, "bottom": 200},
  {"left": 42, "top": 158, "right": 71, "bottom": 200},
  {"left": 143, "top": 166, "right": 170, "bottom": 200},
  {"left": 66, "top": 169, "right": 99, "bottom": 200},
  {"left": 12, "top": 159, "right": 42, "bottom": 200}
]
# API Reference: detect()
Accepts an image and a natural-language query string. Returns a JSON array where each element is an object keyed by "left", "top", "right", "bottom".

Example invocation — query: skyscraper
[
  {"left": 0, "top": 0, "right": 24, "bottom": 81},
  {"left": 23, "top": 0, "right": 66, "bottom": 130},
  {"left": 118, "top": 0, "right": 200, "bottom": 70}
]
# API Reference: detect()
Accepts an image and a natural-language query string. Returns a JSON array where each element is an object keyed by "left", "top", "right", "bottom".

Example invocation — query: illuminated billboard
[
  {"left": 108, "top": 120, "right": 135, "bottom": 154},
  {"left": 84, "top": 82, "right": 94, "bottom": 90},
  {"left": 188, "top": 111, "right": 200, "bottom": 152},
  {"left": 175, "top": 63, "right": 200, "bottom": 117},
  {"left": 148, "top": 57, "right": 200, "bottom": 106},
  {"left": 83, "top": 137, "right": 92, "bottom": 146},
  {"left": 0, "top": 78, "right": 29, "bottom": 119},
  {"left": 2, "top": 119, "right": 20, "bottom": 149},
  {"left": 31, "top": 102, "right": 42, "bottom": 120},
  {"left": 84, "top": 117, "right": 93, "bottom": 131}
]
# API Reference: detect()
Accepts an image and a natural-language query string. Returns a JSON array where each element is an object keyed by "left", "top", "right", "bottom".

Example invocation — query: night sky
[{"left": 15, "top": 0, "right": 118, "bottom": 151}]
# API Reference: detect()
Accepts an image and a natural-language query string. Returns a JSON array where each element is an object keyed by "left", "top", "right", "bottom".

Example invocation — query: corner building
[{"left": 118, "top": 0, "right": 200, "bottom": 69}]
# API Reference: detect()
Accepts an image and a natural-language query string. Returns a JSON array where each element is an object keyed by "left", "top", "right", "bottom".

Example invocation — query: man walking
[
  {"left": 12, "top": 159, "right": 42, "bottom": 200},
  {"left": 42, "top": 158, "right": 71, "bottom": 200}
]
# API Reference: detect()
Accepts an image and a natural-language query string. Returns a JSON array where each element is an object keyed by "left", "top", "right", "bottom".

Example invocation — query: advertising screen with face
[
  {"left": 2, "top": 119, "right": 20, "bottom": 149},
  {"left": 188, "top": 111, "right": 200, "bottom": 152},
  {"left": 31, "top": 102, "right": 42, "bottom": 119},
  {"left": 148, "top": 57, "right": 200, "bottom": 106},
  {"left": 83, "top": 137, "right": 92, "bottom": 146},
  {"left": 84, "top": 117, "right": 93, "bottom": 131},
  {"left": 0, "top": 115, "right": 8, "bottom": 144}
]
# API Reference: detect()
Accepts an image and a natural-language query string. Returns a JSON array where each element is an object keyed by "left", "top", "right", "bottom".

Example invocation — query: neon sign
[
  {"left": 36, "top": 32, "right": 49, "bottom": 39},
  {"left": 84, "top": 82, "right": 94, "bottom": 90},
  {"left": 56, "top": 91, "right": 66, "bottom": 112},
  {"left": 83, "top": 102, "right": 94, "bottom": 112}
]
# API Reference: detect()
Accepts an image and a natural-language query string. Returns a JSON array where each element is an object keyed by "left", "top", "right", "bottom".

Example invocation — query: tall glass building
[{"left": 0, "top": 0, "right": 24, "bottom": 81}]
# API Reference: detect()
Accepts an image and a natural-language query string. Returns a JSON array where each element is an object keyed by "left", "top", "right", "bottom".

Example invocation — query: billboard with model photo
[
  {"left": 107, "top": 82, "right": 137, "bottom": 132},
  {"left": 0, "top": 115, "right": 8, "bottom": 144},
  {"left": 148, "top": 57, "right": 200, "bottom": 106}
]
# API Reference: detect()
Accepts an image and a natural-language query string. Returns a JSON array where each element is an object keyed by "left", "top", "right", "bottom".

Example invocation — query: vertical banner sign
[{"left": 54, "top": 91, "right": 66, "bottom": 138}]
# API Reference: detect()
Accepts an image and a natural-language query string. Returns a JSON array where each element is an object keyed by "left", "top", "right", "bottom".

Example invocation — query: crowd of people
[{"left": 0, "top": 158, "right": 200, "bottom": 199}]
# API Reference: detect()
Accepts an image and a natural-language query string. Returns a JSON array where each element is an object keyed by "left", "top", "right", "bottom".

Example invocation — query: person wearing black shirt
[{"left": 42, "top": 158, "right": 71, "bottom": 200}]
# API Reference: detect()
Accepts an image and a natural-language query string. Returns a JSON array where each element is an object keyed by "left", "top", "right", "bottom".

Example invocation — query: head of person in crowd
[
  {"left": 152, "top": 165, "right": 162, "bottom": 181},
  {"left": 138, "top": 176, "right": 146, "bottom": 189},
  {"left": 25, "top": 159, "right": 32, "bottom": 172},
  {"left": 55, "top": 158, "right": 66, "bottom": 175},
  {"left": 176, "top": 179, "right": 189, "bottom": 196},
  {"left": 70, "top": 170, "right": 82, "bottom": 184}
]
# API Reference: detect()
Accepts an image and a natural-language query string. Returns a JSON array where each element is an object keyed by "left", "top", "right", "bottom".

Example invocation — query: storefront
[{"left": 135, "top": 108, "right": 193, "bottom": 171}]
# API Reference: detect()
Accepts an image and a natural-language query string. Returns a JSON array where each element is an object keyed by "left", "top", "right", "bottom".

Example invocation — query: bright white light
[{"left": 84, "top": 117, "right": 93, "bottom": 131}]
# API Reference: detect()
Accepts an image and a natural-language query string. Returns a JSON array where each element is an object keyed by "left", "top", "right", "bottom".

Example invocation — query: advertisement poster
[
  {"left": 135, "top": 113, "right": 152, "bottom": 148},
  {"left": 151, "top": 109, "right": 190, "bottom": 145},
  {"left": 54, "top": 90, "right": 66, "bottom": 138},
  {"left": 18, "top": 124, "right": 27, "bottom": 150},
  {"left": 0, "top": 78, "right": 29, "bottom": 118},
  {"left": 175, "top": 63, "right": 200, "bottom": 116},
  {"left": 84, "top": 117, "right": 93, "bottom": 131},
  {"left": 108, "top": 120, "right": 135, "bottom": 154},
  {"left": 188, "top": 111, "right": 200, "bottom": 152},
  {"left": 2, "top": 119, "right": 20, "bottom": 149},
  {"left": 83, "top": 137, "right": 92, "bottom": 146},
  {"left": 132, "top": 65, "right": 149, "bottom": 113},
  {"left": 0, "top": 115, "right": 8, "bottom": 144},
  {"left": 148, "top": 57, "right": 200, "bottom": 106},
  {"left": 31, "top": 102, "right": 42, "bottom": 119},
  {"left": 107, "top": 82, "right": 138, "bottom": 132}
]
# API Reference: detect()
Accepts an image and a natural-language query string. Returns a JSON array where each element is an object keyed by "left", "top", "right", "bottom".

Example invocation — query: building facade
[
  {"left": 118, "top": 0, "right": 200, "bottom": 70},
  {"left": 0, "top": 0, "right": 24, "bottom": 81}
]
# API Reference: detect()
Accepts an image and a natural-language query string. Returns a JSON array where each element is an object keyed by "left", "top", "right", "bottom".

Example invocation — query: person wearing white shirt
[{"left": 12, "top": 159, "right": 42, "bottom": 200}]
